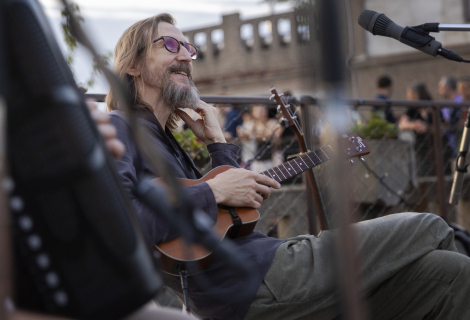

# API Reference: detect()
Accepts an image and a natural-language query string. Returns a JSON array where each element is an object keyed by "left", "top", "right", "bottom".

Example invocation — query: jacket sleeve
[
  {"left": 206, "top": 143, "right": 241, "bottom": 169},
  {"left": 110, "top": 114, "right": 218, "bottom": 244}
]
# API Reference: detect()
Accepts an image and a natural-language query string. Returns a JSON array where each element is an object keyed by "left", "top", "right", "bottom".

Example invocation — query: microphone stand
[
  {"left": 422, "top": 23, "right": 470, "bottom": 32},
  {"left": 449, "top": 108, "right": 470, "bottom": 205}
]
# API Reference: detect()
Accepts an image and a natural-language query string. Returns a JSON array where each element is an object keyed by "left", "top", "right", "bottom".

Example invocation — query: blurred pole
[
  {"left": 317, "top": 0, "right": 368, "bottom": 319},
  {"left": 300, "top": 103, "right": 320, "bottom": 234},
  {"left": 431, "top": 106, "right": 448, "bottom": 220},
  {"left": 0, "top": 0, "right": 12, "bottom": 318}
]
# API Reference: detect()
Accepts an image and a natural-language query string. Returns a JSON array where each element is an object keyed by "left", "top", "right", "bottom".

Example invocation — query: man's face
[{"left": 140, "top": 22, "right": 198, "bottom": 109}]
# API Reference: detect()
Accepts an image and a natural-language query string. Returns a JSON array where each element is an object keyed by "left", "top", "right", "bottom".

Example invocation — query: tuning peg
[
  {"left": 348, "top": 159, "right": 354, "bottom": 166},
  {"left": 349, "top": 136, "right": 355, "bottom": 142},
  {"left": 279, "top": 93, "right": 284, "bottom": 97},
  {"left": 342, "top": 134, "right": 348, "bottom": 138},
  {"left": 360, "top": 157, "right": 366, "bottom": 163},
  {"left": 277, "top": 105, "right": 282, "bottom": 113},
  {"left": 356, "top": 146, "right": 362, "bottom": 152},
  {"left": 269, "top": 94, "right": 276, "bottom": 100}
]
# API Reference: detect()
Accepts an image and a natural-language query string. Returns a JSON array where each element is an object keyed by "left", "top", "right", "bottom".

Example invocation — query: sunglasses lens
[
  {"left": 163, "top": 37, "right": 179, "bottom": 53},
  {"left": 184, "top": 44, "right": 198, "bottom": 58}
]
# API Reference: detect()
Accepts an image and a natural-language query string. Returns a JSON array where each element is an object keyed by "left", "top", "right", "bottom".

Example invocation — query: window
[
  {"left": 277, "top": 18, "right": 291, "bottom": 46},
  {"left": 240, "top": 23, "right": 254, "bottom": 50},
  {"left": 194, "top": 32, "right": 207, "bottom": 60},
  {"left": 258, "top": 20, "right": 273, "bottom": 49},
  {"left": 211, "top": 29, "right": 224, "bottom": 57}
]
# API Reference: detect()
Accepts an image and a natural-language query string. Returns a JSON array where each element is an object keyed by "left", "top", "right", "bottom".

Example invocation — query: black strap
[{"left": 228, "top": 207, "right": 242, "bottom": 238}]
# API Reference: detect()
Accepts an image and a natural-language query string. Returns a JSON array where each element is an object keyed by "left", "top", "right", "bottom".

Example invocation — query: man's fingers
[
  {"left": 254, "top": 173, "right": 281, "bottom": 189},
  {"left": 86, "top": 99, "right": 98, "bottom": 111},
  {"left": 255, "top": 184, "right": 271, "bottom": 200},
  {"left": 90, "top": 108, "right": 110, "bottom": 124},
  {"left": 252, "top": 192, "right": 264, "bottom": 205},
  {"left": 97, "top": 123, "right": 117, "bottom": 139},
  {"left": 175, "top": 109, "right": 196, "bottom": 125},
  {"left": 106, "top": 139, "right": 125, "bottom": 159}
]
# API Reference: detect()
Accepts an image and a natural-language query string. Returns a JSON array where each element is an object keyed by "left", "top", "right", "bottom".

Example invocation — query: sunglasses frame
[{"left": 153, "top": 36, "right": 199, "bottom": 60}]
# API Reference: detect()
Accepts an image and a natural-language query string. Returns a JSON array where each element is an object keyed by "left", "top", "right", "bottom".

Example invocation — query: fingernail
[{"left": 277, "top": 183, "right": 281, "bottom": 188}]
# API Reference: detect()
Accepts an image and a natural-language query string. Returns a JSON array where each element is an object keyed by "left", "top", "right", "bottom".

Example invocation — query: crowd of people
[
  {"left": 213, "top": 75, "right": 470, "bottom": 180},
  {"left": 372, "top": 75, "right": 470, "bottom": 177}
]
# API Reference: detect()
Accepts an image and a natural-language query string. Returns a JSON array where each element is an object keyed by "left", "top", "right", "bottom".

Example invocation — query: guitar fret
[
  {"left": 320, "top": 148, "right": 330, "bottom": 160},
  {"left": 268, "top": 168, "right": 280, "bottom": 182},
  {"left": 288, "top": 161, "right": 298, "bottom": 174},
  {"left": 304, "top": 153, "right": 317, "bottom": 167},
  {"left": 281, "top": 164, "right": 293, "bottom": 178},
  {"left": 293, "top": 158, "right": 303, "bottom": 171},
  {"left": 312, "top": 150, "right": 322, "bottom": 163},
  {"left": 274, "top": 166, "right": 288, "bottom": 180},
  {"left": 301, "top": 154, "right": 315, "bottom": 167},
  {"left": 264, "top": 170, "right": 273, "bottom": 179}
]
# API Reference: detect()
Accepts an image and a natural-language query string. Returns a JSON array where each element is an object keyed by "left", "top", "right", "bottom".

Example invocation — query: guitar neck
[{"left": 260, "top": 146, "right": 333, "bottom": 183}]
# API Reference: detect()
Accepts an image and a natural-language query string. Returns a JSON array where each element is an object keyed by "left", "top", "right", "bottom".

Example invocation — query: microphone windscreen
[
  {"left": 358, "top": 9, "right": 377, "bottom": 30},
  {"left": 372, "top": 13, "right": 394, "bottom": 37}
]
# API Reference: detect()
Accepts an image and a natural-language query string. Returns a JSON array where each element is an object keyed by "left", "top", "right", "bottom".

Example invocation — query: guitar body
[{"left": 152, "top": 165, "right": 260, "bottom": 275}]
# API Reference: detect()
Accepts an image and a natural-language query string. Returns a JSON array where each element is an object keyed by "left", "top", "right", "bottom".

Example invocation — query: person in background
[
  {"left": 458, "top": 76, "right": 470, "bottom": 121},
  {"left": 222, "top": 105, "right": 243, "bottom": 140},
  {"left": 438, "top": 76, "right": 462, "bottom": 155},
  {"left": 372, "top": 75, "right": 395, "bottom": 123},
  {"left": 399, "top": 83, "right": 435, "bottom": 177},
  {"left": 237, "top": 105, "right": 282, "bottom": 173},
  {"left": 458, "top": 76, "right": 470, "bottom": 102}
]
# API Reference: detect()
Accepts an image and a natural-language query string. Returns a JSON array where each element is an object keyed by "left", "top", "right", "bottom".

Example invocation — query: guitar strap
[{"left": 228, "top": 207, "right": 242, "bottom": 238}]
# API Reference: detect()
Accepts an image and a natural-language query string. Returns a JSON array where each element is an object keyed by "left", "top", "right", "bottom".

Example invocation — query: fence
[{"left": 88, "top": 93, "right": 470, "bottom": 228}]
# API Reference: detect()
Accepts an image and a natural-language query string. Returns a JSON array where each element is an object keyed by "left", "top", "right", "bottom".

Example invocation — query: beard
[
  {"left": 142, "top": 62, "right": 200, "bottom": 111},
  {"left": 162, "top": 76, "right": 199, "bottom": 111}
]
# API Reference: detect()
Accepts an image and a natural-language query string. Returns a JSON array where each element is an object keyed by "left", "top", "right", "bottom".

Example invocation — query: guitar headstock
[
  {"left": 340, "top": 134, "right": 371, "bottom": 159},
  {"left": 270, "top": 87, "right": 302, "bottom": 135}
]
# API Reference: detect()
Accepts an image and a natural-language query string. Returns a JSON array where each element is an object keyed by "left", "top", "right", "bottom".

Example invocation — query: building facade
[{"left": 183, "top": 0, "right": 470, "bottom": 100}]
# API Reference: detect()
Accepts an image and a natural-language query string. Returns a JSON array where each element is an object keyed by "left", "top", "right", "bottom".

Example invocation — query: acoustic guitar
[{"left": 153, "top": 134, "right": 370, "bottom": 275}]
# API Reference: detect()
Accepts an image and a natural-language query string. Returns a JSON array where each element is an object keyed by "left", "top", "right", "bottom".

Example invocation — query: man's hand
[
  {"left": 175, "top": 100, "right": 226, "bottom": 145},
  {"left": 206, "top": 168, "right": 281, "bottom": 209},
  {"left": 86, "top": 100, "right": 125, "bottom": 159}
]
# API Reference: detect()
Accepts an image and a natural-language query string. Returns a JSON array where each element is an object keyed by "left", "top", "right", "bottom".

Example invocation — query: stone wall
[{"left": 183, "top": 11, "right": 317, "bottom": 97}]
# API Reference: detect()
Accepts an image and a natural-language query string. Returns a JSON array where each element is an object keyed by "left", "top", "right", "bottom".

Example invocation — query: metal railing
[{"left": 87, "top": 93, "right": 470, "bottom": 229}]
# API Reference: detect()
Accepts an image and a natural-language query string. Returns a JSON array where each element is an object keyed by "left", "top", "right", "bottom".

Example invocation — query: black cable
[{"left": 359, "top": 158, "right": 412, "bottom": 209}]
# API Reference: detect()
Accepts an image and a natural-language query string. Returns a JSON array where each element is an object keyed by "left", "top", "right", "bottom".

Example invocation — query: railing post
[
  {"left": 300, "top": 101, "right": 320, "bottom": 235},
  {"left": 431, "top": 106, "right": 448, "bottom": 220}
]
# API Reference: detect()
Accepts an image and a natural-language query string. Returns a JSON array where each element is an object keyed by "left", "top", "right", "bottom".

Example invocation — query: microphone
[
  {"left": 358, "top": 10, "right": 468, "bottom": 62},
  {"left": 449, "top": 108, "right": 470, "bottom": 205}
]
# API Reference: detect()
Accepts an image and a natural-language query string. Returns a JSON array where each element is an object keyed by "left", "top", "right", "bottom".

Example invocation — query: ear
[{"left": 127, "top": 67, "right": 141, "bottom": 77}]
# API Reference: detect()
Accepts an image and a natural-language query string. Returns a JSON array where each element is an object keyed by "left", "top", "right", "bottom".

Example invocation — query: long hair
[
  {"left": 410, "top": 82, "right": 433, "bottom": 101},
  {"left": 106, "top": 13, "right": 180, "bottom": 130}
]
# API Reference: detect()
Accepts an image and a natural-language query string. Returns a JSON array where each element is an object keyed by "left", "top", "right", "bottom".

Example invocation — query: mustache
[{"left": 166, "top": 63, "right": 192, "bottom": 80}]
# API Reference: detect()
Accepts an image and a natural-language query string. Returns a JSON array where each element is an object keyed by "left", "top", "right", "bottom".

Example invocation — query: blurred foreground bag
[{"left": 2, "top": 0, "right": 162, "bottom": 318}]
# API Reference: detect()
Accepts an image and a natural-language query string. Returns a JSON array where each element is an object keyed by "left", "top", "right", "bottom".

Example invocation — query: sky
[{"left": 38, "top": 0, "right": 293, "bottom": 93}]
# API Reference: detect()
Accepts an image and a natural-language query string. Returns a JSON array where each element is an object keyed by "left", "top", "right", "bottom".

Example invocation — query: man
[
  {"left": 372, "top": 75, "right": 395, "bottom": 123},
  {"left": 107, "top": 14, "right": 470, "bottom": 320},
  {"left": 438, "top": 76, "right": 463, "bottom": 155}
]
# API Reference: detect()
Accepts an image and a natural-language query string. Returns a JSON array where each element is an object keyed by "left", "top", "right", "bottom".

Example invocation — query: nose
[{"left": 176, "top": 44, "right": 193, "bottom": 62}]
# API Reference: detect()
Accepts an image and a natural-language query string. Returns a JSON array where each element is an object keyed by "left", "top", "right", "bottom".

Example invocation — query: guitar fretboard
[{"left": 259, "top": 146, "right": 332, "bottom": 183}]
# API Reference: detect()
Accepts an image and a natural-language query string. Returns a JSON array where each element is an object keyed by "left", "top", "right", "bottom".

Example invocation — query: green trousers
[{"left": 243, "top": 212, "right": 470, "bottom": 320}]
